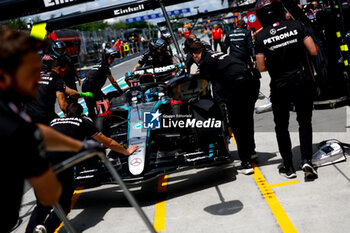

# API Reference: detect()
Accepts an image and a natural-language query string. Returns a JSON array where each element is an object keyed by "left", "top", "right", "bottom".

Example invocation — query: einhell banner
[
  {"left": 46, "top": 0, "right": 193, "bottom": 31},
  {"left": 0, "top": 0, "right": 94, "bottom": 21}
]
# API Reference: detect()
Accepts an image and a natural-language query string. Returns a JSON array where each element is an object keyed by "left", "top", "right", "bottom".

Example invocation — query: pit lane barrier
[{"left": 53, "top": 149, "right": 156, "bottom": 233}]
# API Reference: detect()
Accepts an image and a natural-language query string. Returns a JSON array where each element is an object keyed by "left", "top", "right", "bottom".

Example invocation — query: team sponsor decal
[
  {"left": 248, "top": 14, "right": 256, "bottom": 23},
  {"left": 50, "top": 117, "right": 83, "bottom": 127},
  {"left": 268, "top": 39, "right": 298, "bottom": 51},
  {"left": 269, "top": 28, "right": 276, "bottom": 35},
  {"left": 114, "top": 4, "right": 145, "bottom": 16},
  {"left": 130, "top": 158, "right": 143, "bottom": 166},
  {"left": 210, "top": 52, "right": 229, "bottom": 60},
  {"left": 43, "top": 0, "right": 76, "bottom": 7},
  {"left": 263, "top": 29, "right": 298, "bottom": 45},
  {"left": 255, "top": 0, "right": 278, "bottom": 10},
  {"left": 154, "top": 65, "right": 176, "bottom": 73}
]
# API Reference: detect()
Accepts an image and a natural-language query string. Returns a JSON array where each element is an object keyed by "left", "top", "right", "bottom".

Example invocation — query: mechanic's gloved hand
[
  {"left": 81, "top": 139, "right": 103, "bottom": 151},
  {"left": 80, "top": 92, "right": 94, "bottom": 98}
]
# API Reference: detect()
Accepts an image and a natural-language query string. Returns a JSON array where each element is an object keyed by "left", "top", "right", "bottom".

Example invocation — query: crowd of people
[
  {"left": 0, "top": 0, "right": 336, "bottom": 232},
  {"left": 101, "top": 34, "right": 146, "bottom": 59}
]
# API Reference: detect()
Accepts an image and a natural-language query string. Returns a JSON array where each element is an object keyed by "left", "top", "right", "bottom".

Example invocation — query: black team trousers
[{"left": 270, "top": 74, "right": 313, "bottom": 169}]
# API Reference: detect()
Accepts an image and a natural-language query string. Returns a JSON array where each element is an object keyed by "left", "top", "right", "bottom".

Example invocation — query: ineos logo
[
  {"left": 130, "top": 158, "right": 142, "bottom": 166},
  {"left": 270, "top": 28, "right": 277, "bottom": 35}
]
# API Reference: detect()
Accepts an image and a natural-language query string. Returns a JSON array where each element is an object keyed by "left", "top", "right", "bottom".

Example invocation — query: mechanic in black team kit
[
  {"left": 42, "top": 40, "right": 83, "bottom": 104},
  {"left": 24, "top": 57, "right": 89, "bottom": 125},
  {"left": 82, "top": 47, "right": 123, "bottom": 121},
  {"left": 26, "top": 102, "right": 139, "bottom": 233},
  {"left": 133, "top": 38, "right": 174, "bottom": 71},
  {"left": 189, "top": 41, "right": 260, "bottom": 175},
  {"left": 24, "top": 58, "right": 67, "bottom": 124},
  {"left": 184, "top": 34, "right": 212, "bottom": 71},
  {"left": 223, "top": 19, "right": 255, "bottom": 68},
  {"left": 222, "top": 19, "right": 260, "bottom": 159},
  {"left": 255, "top": 0, "right": 319, "bottom": 179},
  {"left": 0, "top": 28, "right": 99, "bottom": 233}
]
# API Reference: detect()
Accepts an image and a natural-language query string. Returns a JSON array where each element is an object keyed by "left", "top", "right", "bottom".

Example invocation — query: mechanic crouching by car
[
  {"left": 189, "top": 41, "right": 260, "bottom": 175},
  {"left": 0, "top": 27, "right": 101, "bottom": 233},
  {"left": 255, "top": 0, "right": 319, "bottom": 179},
  {"left": 133, "top": 38, "right": 175, "bottom": 71},
  {"left": 82, "top": 47, "right": 123, "bottom": 121},
  {"left": 26, "top": 102, "right": 139, "bottom": 233}
]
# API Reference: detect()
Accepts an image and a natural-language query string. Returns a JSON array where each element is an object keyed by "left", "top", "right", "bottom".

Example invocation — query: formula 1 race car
[{"left": 74, "top": 67, "right": 230, "bottom": 187}]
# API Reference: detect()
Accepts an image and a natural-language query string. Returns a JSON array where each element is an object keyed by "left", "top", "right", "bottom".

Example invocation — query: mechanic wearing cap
[
  {"left": 26, "top": 102, "right": 139, "bottom": 233},
  {"left": 189, "top": 41, "right": 260, "bottom": 175},
  {"left": 255, "top": 0, "right": 319, "bottom": 179},
  {"left": 82, "top": 47, "right": 123, "bottom": 121},
  {"left": 133, "top": 38, "right": 174, "bottom": 71},
  {"left": 0, "top": 28, "right": 99, "bottom": 233}
]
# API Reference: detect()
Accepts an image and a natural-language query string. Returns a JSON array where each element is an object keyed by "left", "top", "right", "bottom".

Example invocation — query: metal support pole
[
  {"left": 157, "top": 0, "right": 184, "bottom": 63},
  {"left": 53, "top": 150, "right": 156, "bottom": 233},
  {"left": 99, "top": 154, "right": 156, "bottom": 233},
  {"left": 53, "top": 204, "right": 78, "bottom": 233}
]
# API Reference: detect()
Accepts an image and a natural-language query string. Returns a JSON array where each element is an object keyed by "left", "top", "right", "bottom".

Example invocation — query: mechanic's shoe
[
  {"left": 255, "top": 100, "right": 272, "bottom": 114},
  {"left": 251, "top": 150, "right": 258, "bottom": 160},
  {"left": 302, "top": 161, "right": 318, "bottom": 179},
  {"left": 33, "top": 225, "right": 47, "bottom": 233},
  {"left": 237, "top": 162, "right": 254, "bottom": 175},
  {"left": 258, "top": 92, "right": 265, "bottom": 100},
  {"left": 279, "top": 166, "right": 297, "bottom": 179}
]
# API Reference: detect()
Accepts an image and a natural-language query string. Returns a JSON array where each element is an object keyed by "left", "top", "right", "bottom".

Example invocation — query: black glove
[{"left": 81, "top": 139, "right": 103, "bottom": 151}]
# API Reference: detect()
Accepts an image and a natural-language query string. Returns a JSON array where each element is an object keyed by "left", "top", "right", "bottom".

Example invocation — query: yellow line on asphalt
[
  {"left": 228, "top": 128, "right": 237, "bottom": 146},
  {"left": 54, "top": 188, "right": 83, "bottom": 233},
  {"left": 269, "top": 180, "right": 299, "bottom": 189},
  {"left": 251, "top": 163, "right": 298, "bottom": 233},
  {"left": 230, "top": 129, "right": 297, "bottom": 232},
  {"left": 154, "top": 200, "right": 167, "bottom": 232},
  {"left": 154, "top": 175, "right": 167, "bottom": 232}
]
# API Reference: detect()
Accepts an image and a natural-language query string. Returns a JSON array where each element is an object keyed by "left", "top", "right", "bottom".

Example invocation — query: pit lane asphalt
[{"left": 15, "top": 41, "right": 350, "bottom": 233}]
